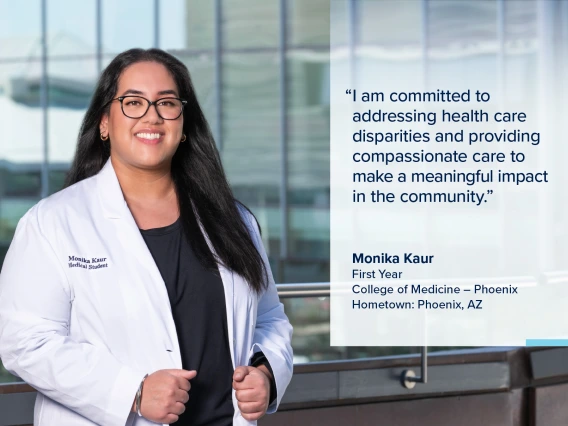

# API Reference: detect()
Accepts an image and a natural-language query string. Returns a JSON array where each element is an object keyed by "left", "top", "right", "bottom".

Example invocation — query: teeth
[{"left": 136, "top": 133, "right": 161, "bottom": 140}]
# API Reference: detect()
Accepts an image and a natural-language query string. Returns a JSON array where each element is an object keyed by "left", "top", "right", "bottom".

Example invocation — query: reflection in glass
[
  {"left": 184, "top": 0, "right": 215, "bottom": 50},
  {"left": 175, "top": 53, "right": 216, "bottom": 132},
  {"left": 286, "top": 54, "right": 330, "bottom": 283},
  {"left": 287, "top": 0, "right": 329, "bottom": 46},
  {"left": 0, "top": 0, "right": 41, "bottom": 60},
  {"left": 102, "top": 0, "right": 154, "bottom": 53},
  {"left": 284, "top": 296, "right": 464, "bottom": 363},
  {"left": 47, "top": 0, "right": 96, "bottom": 57},
  {"left": 159, "top": 0, "right": 188, "bottom": 50},
  {"left": 221, "top": 0, "right": 279, "bottom": 49},
  {"left": 428, "top": 0, "right": 498, "bottom": 51},
  {"left": 221, "top": 53, "right": 282, "bottom": 266},
  {"left": 358, "top": 0, "right": 422, "bottom": 47},
  {"left": 47, "top": 59, "right": 97, "bottom": 169},
  {"left": 0, "top": 64, "right": 45, "bottom": 164}
]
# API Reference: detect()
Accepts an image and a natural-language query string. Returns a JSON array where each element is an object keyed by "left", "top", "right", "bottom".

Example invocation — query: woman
[{"left": 0, "top": 48, "right": 293, "bottom": 426}]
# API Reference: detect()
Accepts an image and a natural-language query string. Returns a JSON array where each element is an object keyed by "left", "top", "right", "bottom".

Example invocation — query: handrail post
[{"left": 401, "top": 346, "right": 428, "bottom": 389}]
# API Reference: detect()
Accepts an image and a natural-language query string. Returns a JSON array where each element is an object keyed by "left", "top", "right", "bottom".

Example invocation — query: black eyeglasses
[{"left": 109, "top": 96, "right": 187, "bottom": 120}]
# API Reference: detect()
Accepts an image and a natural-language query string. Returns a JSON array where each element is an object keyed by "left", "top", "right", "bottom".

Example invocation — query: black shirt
[{"left": 140, "top": 217, "right": 234, "bottom": 426}]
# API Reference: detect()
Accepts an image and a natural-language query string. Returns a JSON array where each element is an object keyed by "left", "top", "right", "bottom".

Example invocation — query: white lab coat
[{"left": 0, "top": 158, "right": 293, "bottom": 426}]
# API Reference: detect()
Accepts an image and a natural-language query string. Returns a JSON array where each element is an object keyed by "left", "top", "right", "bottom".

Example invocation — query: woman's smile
[{"left": 134, "top": 129, "right": 165, "bottom": 145}]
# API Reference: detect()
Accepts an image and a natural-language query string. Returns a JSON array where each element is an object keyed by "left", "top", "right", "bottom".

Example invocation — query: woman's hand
[
  {"left": 232, "top": 366, "right": 271, "bottom": 421},
  {"left": 134, "top": 369, "right": 197, "bottom": 424}
]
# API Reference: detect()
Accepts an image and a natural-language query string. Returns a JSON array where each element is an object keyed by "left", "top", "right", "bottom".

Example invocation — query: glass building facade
[
  {"left": 1, "top": 0, "right": 566, "bottom": 381},
  {"left": 0, "top": 0, "right": 331, "bottom": 284}
]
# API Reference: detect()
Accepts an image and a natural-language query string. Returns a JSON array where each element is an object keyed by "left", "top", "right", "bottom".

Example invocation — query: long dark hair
[{"left": 65, "top": 48, "right": 268, "bottom": 294}]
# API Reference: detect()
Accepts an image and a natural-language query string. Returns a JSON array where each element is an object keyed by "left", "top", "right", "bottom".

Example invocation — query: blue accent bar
[{"left": 526, "top": 339, "right": 568, "bottom": 346}]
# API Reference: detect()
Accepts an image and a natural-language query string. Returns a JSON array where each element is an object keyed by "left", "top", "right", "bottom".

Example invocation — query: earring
[
  {"left": 180, "top": 134, "right": 186, "bottom": 142},
  {"left": 100, "top": 133, "right": 109, "bottom": 141}
]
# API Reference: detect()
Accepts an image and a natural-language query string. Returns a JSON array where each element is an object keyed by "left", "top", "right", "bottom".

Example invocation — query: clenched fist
[
  {"left": 132, "top": 369, "right": 197, "bottom": 424},
  {"left": 232, "top": 366, "right": 271, "bottom": 421}
]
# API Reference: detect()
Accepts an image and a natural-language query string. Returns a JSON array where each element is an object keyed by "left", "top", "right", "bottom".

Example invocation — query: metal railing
[
  {"left": 4, "top": 346, "right": 568, "bottom": 426},
  {"left": 275, "top": 271, "right": 568, "bottom": 393},
  {"left": 2, "top": 274, "right": 568, "bottom": 426},
  {"left": 276, "top": 283, "right": 330, "bottom": 298}
]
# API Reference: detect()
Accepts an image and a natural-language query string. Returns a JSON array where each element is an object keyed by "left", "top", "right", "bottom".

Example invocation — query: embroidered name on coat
[{"left": 68, "top": 256, "right": 109, "bottom": 270}]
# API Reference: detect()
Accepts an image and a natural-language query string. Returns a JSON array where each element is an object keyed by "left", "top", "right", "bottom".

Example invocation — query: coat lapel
[
  {"left": 95, "top": 158, "right": 182, "bottom": 368},
  {"left": 95, "top": 157, "right": 236, "bottom": 369}
]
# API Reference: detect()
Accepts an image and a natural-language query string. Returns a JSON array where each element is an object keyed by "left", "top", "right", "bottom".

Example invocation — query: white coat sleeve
[
  {"left": 244, "top": 212, "right": 294, "bottom": 413},
  {"left": 0, "top": 206, "right": 146, "bottom": 426}
]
